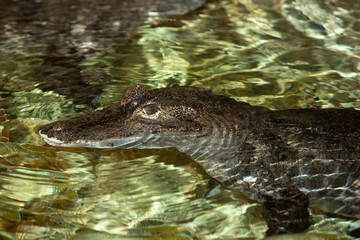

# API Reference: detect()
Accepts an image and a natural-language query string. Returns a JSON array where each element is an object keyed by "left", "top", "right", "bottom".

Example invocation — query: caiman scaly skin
[{"left": 39, "top": 85, "right": 360, "bottom": 235}]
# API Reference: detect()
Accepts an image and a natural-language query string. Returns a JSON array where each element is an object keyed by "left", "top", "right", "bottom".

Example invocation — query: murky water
[{"left": 0, "top": 0, "right": 359, "bottom": 239}]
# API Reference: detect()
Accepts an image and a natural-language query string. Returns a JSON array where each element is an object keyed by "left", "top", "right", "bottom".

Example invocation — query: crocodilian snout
[
  {"left": 39, "top": 120, "right": 73, "bottom": 146},
  {"left": 39, "top": 103, "right": 135, "bottom": 148},
  {"left": 39, "top": 121, "right": 146, "bottom": 148}
]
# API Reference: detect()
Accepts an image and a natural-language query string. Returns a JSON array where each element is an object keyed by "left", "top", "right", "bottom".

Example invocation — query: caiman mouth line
[
  {"left": 39, "top": 132, "right": 65, "bottom": 146},
  {"left": 39, "top": 84, "right": 360, "bottom": 236},
  {"left": 39, "top": 130, "right": 205, "bottom": 149},
  {"left": 39, "top": 131, "right": 144, "bottom": 148}
]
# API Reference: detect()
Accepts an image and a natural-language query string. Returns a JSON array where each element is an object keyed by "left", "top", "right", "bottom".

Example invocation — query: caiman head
[{"left": 39, "top": 85, "right": 246, "bottom": 154}]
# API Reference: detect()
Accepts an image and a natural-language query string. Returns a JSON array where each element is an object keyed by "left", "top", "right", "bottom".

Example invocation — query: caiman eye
[{"left": 141, "top": 104, "right": 159, "bottom": 115}]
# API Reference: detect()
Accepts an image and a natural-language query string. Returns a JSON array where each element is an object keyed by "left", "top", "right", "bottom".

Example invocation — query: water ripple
[{"left": 0, "top": 0, "right": 359, "bottom": 239}]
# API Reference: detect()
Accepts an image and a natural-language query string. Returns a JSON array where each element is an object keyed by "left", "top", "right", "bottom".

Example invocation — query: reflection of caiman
[{"left": 39, "top": 85, "right": 360, "bottom": 235}]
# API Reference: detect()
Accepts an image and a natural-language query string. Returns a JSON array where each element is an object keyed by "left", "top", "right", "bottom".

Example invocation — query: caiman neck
[{"left": 177, "top": 103, "right": 264, "bottom": 184}]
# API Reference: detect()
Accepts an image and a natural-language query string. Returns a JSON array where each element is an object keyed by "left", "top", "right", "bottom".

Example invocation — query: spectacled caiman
[{"left": 39, "top": 85, "right": 360, "bottom": 236}]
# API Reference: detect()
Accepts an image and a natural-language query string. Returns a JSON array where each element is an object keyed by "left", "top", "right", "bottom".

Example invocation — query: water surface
[{"left": 0, "top": 0, "right": 359, "bottom": 239}]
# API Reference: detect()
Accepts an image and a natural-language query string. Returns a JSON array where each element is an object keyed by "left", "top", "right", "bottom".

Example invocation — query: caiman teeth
[{"left": 39, "top": 130, "right": 65, "bottom": 146}]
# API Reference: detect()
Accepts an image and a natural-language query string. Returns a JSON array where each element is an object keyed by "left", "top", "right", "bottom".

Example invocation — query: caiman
[{"left": 39, "top": 85, "right": 360, "bottom": 236}]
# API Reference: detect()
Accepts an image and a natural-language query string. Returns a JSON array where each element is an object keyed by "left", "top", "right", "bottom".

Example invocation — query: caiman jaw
[
  {"left": 39, "top": 128, "right": 146, "bottom": 148},
  {"left": 38, "top": 112, "right": 149, "bottom": 149},
  {"left": 39, "top": 131, "right": 67, "bottom": 146},
  {"left": 40, "top": 122, "right": 207, "bottom": 149}
]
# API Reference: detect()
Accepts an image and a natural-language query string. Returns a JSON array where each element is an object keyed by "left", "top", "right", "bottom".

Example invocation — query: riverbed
[{"left": 0, "top": 0, "right": 359, "bottom": 239}]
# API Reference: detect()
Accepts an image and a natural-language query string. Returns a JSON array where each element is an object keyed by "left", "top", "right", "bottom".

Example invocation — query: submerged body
[{"left": 39, "top": 85, "right": 360, "bottom": 235}]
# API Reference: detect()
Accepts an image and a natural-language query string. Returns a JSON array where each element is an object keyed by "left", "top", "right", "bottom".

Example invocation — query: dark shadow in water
[{"left": 0, "top": 0, "right": 209, "bottom": 105}]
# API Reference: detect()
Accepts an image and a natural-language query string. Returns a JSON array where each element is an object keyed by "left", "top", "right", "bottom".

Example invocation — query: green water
[{"left": 0, "top": 0, "right": 359, "bottom": 239}]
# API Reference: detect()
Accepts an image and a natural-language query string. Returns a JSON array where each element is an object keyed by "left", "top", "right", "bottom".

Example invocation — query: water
[{"left": 0, "top": 0, "right": 359, "bottom": 239}]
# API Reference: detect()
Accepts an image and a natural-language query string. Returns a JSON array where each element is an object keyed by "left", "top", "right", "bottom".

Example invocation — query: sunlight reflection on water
[{"left": 0, "top": 0, "right": 359, "bottom": 239}]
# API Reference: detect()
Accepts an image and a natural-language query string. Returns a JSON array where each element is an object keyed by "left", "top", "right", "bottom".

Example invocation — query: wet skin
[{"left": 39, "top": 85, "right": 360, "bottom": 235}]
